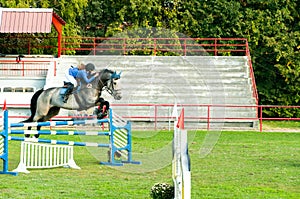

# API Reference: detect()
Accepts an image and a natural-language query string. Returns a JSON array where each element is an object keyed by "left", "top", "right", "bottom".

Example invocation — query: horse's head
[{"left": 97, "top": 69, "right": 122, "bottom": 100}]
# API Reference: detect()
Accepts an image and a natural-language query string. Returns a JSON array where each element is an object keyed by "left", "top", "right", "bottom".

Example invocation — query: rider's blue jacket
[
  {"left": 69, "top": 67, "right": 79, "bottom": 78},
  {"left": 76, "top": 70, "right": 96, "bottom": 83}
]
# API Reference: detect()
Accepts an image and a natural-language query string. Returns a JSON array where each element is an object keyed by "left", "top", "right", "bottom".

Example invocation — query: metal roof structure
[
  {"left": 0, "top": 8, "right": 63, "bottom": 33},
  {"left": 0, "top": 7, "right": 66, "bottom": 56}
]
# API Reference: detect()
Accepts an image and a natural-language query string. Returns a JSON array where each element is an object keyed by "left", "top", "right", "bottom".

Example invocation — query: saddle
[
  {"left": 60, "top": 87, "right": 68, "bottom": 95},
  {"left": 60, "top": 82, "right": 77, "bottom": 95}
]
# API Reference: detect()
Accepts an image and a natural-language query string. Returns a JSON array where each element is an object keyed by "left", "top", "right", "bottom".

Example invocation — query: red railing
[
  {"left": 0, "top": 60, "right": 56, "bottom": 77},
  {"left": 0, "top": 37, "right": 258, "bottom": 104},
  {"left": 1, "top": 103, "right": 299, "bottom": 132},
  {"left": 62, "top": 37, "right": 248, "bottom": 56},
  {"left": 245, "top": 40, "right": 258, "bottom": 104},
  {"left": 0, "top": 36, "right": 248, "bottom": 56},
  {"left": 0, "top": 36, "right": 57, "bottom": 55}
]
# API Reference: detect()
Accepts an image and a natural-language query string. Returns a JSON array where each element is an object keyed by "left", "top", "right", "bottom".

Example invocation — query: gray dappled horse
[{"left": 23, "top": 69, "right": 122, "bottom": 137}]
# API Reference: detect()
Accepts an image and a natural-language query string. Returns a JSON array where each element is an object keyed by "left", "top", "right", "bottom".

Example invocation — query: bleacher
[{"left": 56, "top": 55, "right": 258, "bottom": 129}]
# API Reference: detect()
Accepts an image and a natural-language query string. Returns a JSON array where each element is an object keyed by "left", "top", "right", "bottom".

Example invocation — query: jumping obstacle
[
  {"left": 0, "top": 108, "right": 140, "bottom": 175},
  {"left": 13, "top": 141, "right": 80, "bottom": 173},
  {"left": 172, "top": 108, "right": 191, "bottom": 199}
]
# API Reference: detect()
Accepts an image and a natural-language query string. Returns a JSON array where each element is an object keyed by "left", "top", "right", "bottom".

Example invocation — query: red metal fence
[
  {"left": 1, "top": 103, "right": 299, "bottom": 132},
  {"left": 0, "top": 60, "right": 56, "bottom": 77},
  {"left": 0, "top": 37, "right": 258, "bottom": 103},
  {"left": 62, "top": 37, "right": 248, "bottom": 56},
  {"left": 0, "top": 36, "right": 249, "bottom": 56}
]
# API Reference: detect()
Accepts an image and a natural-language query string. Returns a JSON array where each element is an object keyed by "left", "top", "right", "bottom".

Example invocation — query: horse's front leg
[
  {"left": 25, "top": 126, "right": 32, "bottom": 138},
  {"left": 94, "top": 98, "right": 110, "bottom": 119},
  {"left": 35, "top": 125, "right": 41, "bottom": 138},
  {"left": 24, "top": 123, "right": 41, "bottom": 138}
]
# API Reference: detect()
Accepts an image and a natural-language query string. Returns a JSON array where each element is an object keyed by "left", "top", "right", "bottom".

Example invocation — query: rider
[
  {"left": 63, "top": 63, "right": 98, "bottom": 103},
  {"left": 76, "top": 63, "right": 98, "bottom": 88}
]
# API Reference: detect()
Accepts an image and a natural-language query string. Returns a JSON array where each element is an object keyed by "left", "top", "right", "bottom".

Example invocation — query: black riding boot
[{"left": 63, "top": 83, "right": 74, "bottom": 103}]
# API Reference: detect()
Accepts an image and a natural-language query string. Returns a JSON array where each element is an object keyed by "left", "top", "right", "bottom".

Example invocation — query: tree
[
  {"left": 0, "top": 0, "right": 88, "bottom": 55},
  {"left": 2, "top": 0, "right": 300, "bottom": 117},
  {"left": 238, "top": 0, "right": 300, "bottom": 116}
]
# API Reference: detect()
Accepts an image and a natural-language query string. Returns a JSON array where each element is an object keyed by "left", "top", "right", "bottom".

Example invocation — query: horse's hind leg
[
  {"left": 44, "top": 106, "right": 61, "bottom": 122},
  {"left": 34, "top": 107, "right": 61, "bottom": 138},
  {"left": 24, "top": 89, "right": 44, "bottom": 138}
]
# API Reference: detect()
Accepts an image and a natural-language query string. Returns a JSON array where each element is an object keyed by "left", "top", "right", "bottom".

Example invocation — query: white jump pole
[{"left": 172, "top": 108, "right": 191, "bottom": 199}]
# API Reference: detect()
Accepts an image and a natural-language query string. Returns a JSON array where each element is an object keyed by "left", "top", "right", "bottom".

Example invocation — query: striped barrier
[
  {"left": 0, "top": 108, "right": 140, "bottom": 175},
  {"left": 13, "top": 141, "right": 80, "bottom": 173},
  {"left": 172, "top": 108, "right": 191, "bottom": 199}
]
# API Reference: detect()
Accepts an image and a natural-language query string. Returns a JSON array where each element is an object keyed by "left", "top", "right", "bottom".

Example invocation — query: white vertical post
[{"left": 172, "top": 108, "right": 191, "bottom": 199}]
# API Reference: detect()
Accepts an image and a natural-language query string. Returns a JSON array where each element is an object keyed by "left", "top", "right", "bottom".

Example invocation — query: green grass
[
  {"left": 263, "top": 120, "right": 300, "bottom": 129},
  {"left": 1, "top": 130, "right": 300, "bottom": 199}
]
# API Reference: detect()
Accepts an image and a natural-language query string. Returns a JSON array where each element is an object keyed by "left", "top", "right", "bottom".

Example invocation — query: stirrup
[{"left": 63, "top": 95, "right": 68, "bottom": 103}]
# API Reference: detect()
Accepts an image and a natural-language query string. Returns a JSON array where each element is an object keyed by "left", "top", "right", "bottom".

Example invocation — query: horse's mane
[
  {"left": 97, "top": 69, "right": 115, "bottom": 81},
  {"left": 88, "top": 69, "right": 113, "bottom": 79},
  {"left": 100, "top": 69, "right": 114, "bottom": 75}
]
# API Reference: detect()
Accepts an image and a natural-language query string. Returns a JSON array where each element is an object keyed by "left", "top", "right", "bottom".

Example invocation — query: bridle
[
  {"left": 104, "top": 78, "right": 117, "bottom": 95},
  {"left": 98, "top": 70, "right": 122, "bottom": 96}
]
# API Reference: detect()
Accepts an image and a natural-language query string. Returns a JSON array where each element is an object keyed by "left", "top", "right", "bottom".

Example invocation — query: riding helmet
[{"left": 85, "top": 63, "right": 95, "bottom": 71}]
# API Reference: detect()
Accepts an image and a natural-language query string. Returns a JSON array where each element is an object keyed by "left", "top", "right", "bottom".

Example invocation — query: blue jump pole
[
  {"left": 0, "top": 109, "right": 18, "bottom": 176},
  {"left": 100, "top": 108, "right": 141, "bottom": 166},
  {"left": 1, "top": 107, "right": 140, "bottom": 174},
  {"left": 10, "top": 118, "right": 109, "bottom": 128},
  {"left": 10, "top": 130, "right": 110, "bottom": 136},
  {"left": 8, "top": 136, "right": 110, "bottom": 148}
]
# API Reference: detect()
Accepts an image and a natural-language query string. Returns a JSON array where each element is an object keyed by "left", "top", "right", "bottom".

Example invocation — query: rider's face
[{"left": 78, "top": 64, "right": 85, "bottom": 70}]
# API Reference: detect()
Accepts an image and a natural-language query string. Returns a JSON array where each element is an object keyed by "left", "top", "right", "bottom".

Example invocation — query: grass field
[{"left": 1, "top": 129, "right": 300, "bottom": 199}]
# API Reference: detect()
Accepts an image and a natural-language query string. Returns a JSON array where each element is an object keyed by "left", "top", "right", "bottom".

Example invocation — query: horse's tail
[{"left": 22, "top": 89, "right": 44, "bottom": 123}]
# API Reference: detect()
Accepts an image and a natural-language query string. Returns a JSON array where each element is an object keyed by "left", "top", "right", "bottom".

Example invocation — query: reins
[
  {"left": 104, "top": 78, "right": 114, "bottom": 95},
  {"left": 79, "top": 70, "right": 118, "bottom": 95}
]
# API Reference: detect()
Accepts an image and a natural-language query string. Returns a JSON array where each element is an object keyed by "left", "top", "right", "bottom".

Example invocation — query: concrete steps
[{"left": 54, "top": 55, "right": 258, "bottom": 129}]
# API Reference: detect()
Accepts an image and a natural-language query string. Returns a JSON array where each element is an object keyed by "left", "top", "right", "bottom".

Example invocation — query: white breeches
[{"left": 64, "top": 73, "right": 78, "bottom": 86}]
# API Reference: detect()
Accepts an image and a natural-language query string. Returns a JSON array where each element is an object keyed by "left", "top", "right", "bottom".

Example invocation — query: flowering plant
[{"left": 150, "top": 182, "right": 174, "bottom": 199}]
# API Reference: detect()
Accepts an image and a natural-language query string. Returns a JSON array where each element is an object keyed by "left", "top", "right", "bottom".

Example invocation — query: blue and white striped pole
[
  {"left": 1, "top": 107, "right": 140, "bottom": 171},
  {"left": 10, "top": 118, "right": 109, "bottom": 128},
  {"left": 0, "top": 109, "right": 17, "bottom": 175},
  {"left": 10, "top": 130, "right": 110, "bottom": 136},
  {"left": 8, "top": 136, "right": 110, "bottom": 148}
]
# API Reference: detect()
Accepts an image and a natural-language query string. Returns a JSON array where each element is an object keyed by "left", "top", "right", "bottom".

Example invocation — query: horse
[{"left": 23, "top": 69, "right": 122, "bottom": 137}]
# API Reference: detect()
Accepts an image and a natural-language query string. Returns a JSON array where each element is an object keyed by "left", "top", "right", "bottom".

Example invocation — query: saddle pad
[{"left": 60, "top": 88, "right": 67, "bottom": 95}]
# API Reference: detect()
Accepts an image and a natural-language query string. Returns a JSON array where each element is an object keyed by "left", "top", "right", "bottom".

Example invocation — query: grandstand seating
[{"left": 56, "top": 55, "right": 258, "bottom": 129}]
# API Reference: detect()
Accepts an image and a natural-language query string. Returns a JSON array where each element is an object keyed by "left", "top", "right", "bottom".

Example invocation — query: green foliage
[
  {"left": 1, "top": 0, "right": 300, "bottom": 116},
  {"left": 150, "top": 183, "right": 174, "bottom": 199},
  {"left": 239, "top": 0, "right": 300, "bottom": 117},
  {"left": 76, "top": 0, "right": 123, "bottom": 37},
  {"left": 76, "top": 0, "right": 300, "bottom": 117}
]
